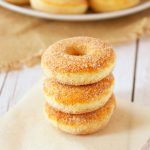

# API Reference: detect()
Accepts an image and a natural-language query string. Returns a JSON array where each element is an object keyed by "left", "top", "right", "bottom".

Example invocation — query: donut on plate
[
  {"left": 6, "top": 0, "right": 29, "bottom": 5},
  {"left": 44, "top": 74, "right": 114, "bottom": 114},
  {"left": 89, "top": 0, "right": 140, "bottom": 12},
  {"left": 45, "top": 95, "right": 116, "bottom": 135},
  {"left": 41, "top": 37, "right": 116, "bottom": 85},
  {"left": 30, "top": 0, "right": 88, "bottom": 14}
]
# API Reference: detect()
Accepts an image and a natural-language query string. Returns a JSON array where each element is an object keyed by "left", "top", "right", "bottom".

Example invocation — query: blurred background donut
[
  {"left": 89, "top": 0, "right": 140, "bottom": 12},
  {"left": 30, "top": 0, "right": 88, "bottom": 14}
]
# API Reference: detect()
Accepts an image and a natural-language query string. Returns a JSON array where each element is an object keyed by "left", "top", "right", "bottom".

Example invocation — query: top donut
[{"left": 41, "top": 37, "right": 116, "bottom": 85}]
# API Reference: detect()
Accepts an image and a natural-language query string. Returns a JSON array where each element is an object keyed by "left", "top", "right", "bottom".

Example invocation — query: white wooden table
[{"left": 0, "top": 36, "right": 150, "bottom": 149}]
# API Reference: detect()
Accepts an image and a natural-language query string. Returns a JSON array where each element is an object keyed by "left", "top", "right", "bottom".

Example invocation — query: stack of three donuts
[{"left": 41, "top": 37, "right": 116, "bottom": 134}]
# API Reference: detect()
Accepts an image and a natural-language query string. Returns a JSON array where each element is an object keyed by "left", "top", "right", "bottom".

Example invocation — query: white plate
[{"left": 0, "top": 0, "right": 150, "bottom": 21}]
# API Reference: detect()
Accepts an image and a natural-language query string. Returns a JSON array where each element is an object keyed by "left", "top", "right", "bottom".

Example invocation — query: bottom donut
[{"left": 45, "top": 95, "right": 116, "bottom": 135}]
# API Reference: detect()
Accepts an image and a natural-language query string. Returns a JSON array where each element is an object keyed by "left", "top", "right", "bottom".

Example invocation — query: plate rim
[{"left": 0, "top": 0, "right": 150, "bottom": 21}]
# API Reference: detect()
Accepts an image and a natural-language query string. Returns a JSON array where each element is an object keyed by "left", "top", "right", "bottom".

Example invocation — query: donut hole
[{"left": 65, "top": 47, "right": 85, "bottom": 56}]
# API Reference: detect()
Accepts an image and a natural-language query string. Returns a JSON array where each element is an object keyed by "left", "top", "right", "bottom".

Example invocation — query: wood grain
[
  {"left": 134, "top": 37, "right": 150, "bottom": 105},
  {"left": 114, "top": 41, "right": 136, "bottom": 102},
  {"left": 0, "top": 66, "right": 42, "bottom": 116}
]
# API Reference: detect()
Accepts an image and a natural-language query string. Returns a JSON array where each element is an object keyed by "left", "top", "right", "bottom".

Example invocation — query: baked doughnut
[
  {"left": 30, "top": 0, "right": 88, "bottom": 14},
  {"left": 6, "top": 0, "right": 29, "bottom": 5},
  {"left": 41, "top": 37, "right": 116, "bottom": 85},
  {"left": 89, "top": 0, "right": 140, "bottom": 12},
  {"left": 44, "top": 74, "right": 114, "bottom": 114},
  {"left": 45, "top": 95, "right": 116, "bottom": 135}
]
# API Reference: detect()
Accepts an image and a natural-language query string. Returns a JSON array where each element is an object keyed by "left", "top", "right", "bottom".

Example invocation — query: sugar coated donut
[
  {"left": 44, "top": 74, "right": 114, "bottom": 114},
  {"left": 30, "top": 0, "right": 88, "bottom": 14},
  {"left": 6, "top": 0, "right": 29, "bottom": 5},
  {"left": 89, "top": 0, "right": 140, "bottom": 12},
  {"left": 45, "top": 95, "right": 116, "bottom": 135},
  {"left": 41, "top": 37, "right": 116, "bottom": 85}
]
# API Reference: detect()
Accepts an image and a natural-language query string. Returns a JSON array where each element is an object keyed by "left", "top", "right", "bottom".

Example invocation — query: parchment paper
[{"left": 0, "top": 82, "right": 150, "bottom": 150}]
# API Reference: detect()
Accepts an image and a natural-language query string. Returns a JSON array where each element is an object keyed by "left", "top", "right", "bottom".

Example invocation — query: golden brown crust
[
  {"left": 42, "top": 0, "right": 87, "bottom": 6},
  {"left": 41, "top": 37, "right": 116, "bottom": 73},
  {"left": 43, "top": 74, "right": 114, "bottom": 105},
  {"left": 30, "top": 0, "right": 88, "bottom": 14},
  {"left": 45, "top": 95, "right": 116, "bottom": 126},
  {"left": 6, "top": 0, "right": 29, "bottom": 5},
  {"left": 90, "top": 0, "right": 140, "bottom": 12}
]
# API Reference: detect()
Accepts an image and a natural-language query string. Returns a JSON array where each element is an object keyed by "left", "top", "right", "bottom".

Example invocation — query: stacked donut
[
  {"left": 7, "top": 0, "right": 140, "bottom": 13},
  {"left": 41, "top": 37, "right": 116, "bottom": 135}
]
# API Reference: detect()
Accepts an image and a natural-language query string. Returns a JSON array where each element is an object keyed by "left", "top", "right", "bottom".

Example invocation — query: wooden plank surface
[
  {"left": 0, "top": 66, "right": 42, "bottom": 116},
  {"left": 114, "top": 41, "right": 136, "bottom": 102},
  {"left": 113, "top": 41, "right": 137, "bottom": 150},
  {"left": 11, "top": 66, "right": 42, "bottom": 106},
  {"left": 134, "top": 37, "right": 150, "bottom": 105}
]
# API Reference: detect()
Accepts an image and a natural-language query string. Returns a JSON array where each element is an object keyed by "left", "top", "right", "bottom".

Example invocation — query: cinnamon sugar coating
[
  {"left": 43, "top": 74, "right": 114, "bottom": 105},
  {"left": 45, "top": 95, "right": 116, "bottom": 126},
  {"left": 41, "top": 37, "right": 116, "bottom": 73}
]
